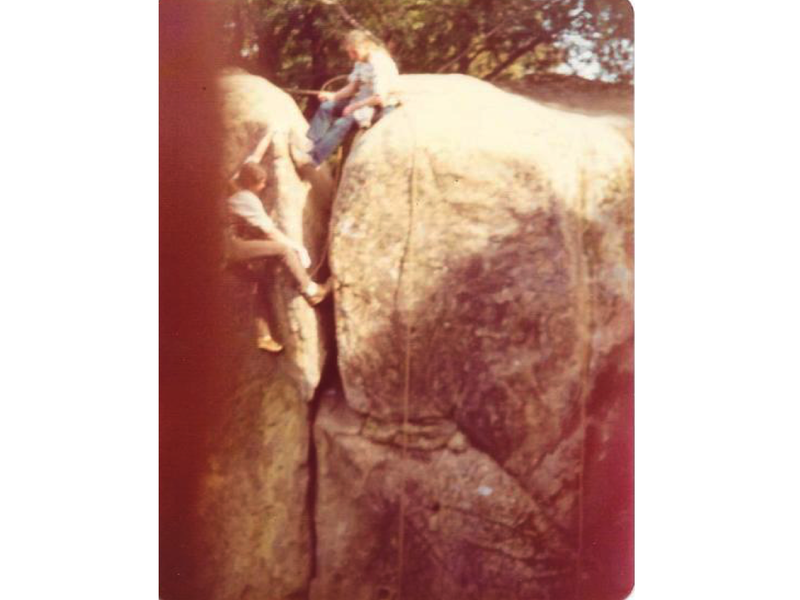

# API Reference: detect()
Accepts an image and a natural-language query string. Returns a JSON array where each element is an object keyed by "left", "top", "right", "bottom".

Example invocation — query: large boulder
[
  {"left": 192, "top": 71, "right": 335, "bottom": 600},
  {"left": 217, "top": 69, "right": 336, "bottom": 375},
  {"left": 317, "top": 74, "right": 633, "bottom": 599}
]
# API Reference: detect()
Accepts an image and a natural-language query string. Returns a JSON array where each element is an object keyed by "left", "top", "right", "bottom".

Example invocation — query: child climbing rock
[
  {"left": 292, "top": 29, "right": 400, "bottom": 168},
  {"left": 226, "top": 131, "right": 331, "bottom": 352}
]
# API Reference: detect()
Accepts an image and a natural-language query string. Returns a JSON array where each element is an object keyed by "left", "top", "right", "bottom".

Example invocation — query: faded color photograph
[{"left": 160, "top": 1, "right": 633, "bottom": 599}]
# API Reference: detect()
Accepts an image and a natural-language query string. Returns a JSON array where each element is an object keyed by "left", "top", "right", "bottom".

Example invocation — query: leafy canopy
[{"left": 221, "top": 0, "right": 633, "bottom": 92}]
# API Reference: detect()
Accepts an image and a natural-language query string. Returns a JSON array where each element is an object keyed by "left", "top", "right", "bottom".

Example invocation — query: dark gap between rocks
[{"left": 305, "top": 282, "right": 343, "bottom": 588}]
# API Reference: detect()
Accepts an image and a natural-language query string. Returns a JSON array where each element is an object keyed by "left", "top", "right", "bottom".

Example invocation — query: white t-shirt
[
  {"left": 227, "top": 189, "right": 276, "bottom": 236},
  {"left": 347, "top": 50, "right": 400, "bottom": 127}
]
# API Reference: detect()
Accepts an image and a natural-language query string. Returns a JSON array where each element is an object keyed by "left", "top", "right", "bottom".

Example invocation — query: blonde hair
[{"left": 343, "top": 30, "right": 384, "bottom": 53}]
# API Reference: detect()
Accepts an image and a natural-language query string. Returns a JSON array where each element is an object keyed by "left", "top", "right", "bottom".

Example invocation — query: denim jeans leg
[
  {"left": 307, "top": 98, "right": 350, "bottom": 142},
  {"left": 311, "top": 114, "right": 357, "bottom": 164}
]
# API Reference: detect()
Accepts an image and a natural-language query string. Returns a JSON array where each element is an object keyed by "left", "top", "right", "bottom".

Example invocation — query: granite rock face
[
  {"left": 317, "top": 74, "right": 633, "bottom": 599},
  {"left": 169, "top": 71, "right": 633, "bottom": 600},
  {"left": 217, "top": 70, "right": 336, "bottom": 377},
  {"left": 192, "top": 72, "right": 335, "bottom": 600}
]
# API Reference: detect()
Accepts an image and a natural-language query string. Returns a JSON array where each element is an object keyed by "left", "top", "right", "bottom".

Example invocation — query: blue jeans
[
  {"left": 307, "top": 99, "right": 397, "bottom": 165},
  {"left": 307, "top": 98, "right": 354, "bottom": 165}
]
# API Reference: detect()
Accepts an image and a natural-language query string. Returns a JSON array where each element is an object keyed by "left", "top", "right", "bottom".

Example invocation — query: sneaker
[
  {"left": 304, "top": 279, "right": 332, "bottom": 306},
  {"left": 289, "top": 135, "right": 320, "bottom": 170},
  {"left": 257, "top": 335, "right": 284, "bottom": 353},
  {"left": 291, "top": 147, "right": 320, "bottom": 170}
]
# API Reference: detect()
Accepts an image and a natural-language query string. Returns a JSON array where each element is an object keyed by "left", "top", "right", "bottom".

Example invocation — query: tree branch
[
  {"left": 483, "top": 35, "right": 546, "bottom": 81},
  {"left": 318, "top": 0, "right": 376, "bottom": 40},
  {"left": 436, "top": 19, "right": 505, "bottom": 73}
]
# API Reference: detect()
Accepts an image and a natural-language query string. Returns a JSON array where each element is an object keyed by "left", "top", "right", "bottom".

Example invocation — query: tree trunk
[{"left": 484, "top": 36, "right": 545, "bottom": 81}]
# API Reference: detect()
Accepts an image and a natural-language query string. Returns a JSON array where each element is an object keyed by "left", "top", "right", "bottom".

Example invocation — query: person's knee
[{"left": 320, "top": 100, "right": 336, "bottom": 112}]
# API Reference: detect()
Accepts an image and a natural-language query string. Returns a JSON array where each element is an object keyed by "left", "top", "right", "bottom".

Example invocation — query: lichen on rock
[
  {"left": 193, "top": 71, "right": 336, "bottom": 600},
  {"left": 183, "top": 70, "right": 633, "bottom": 600},
  {"left": 315, "top": 73, "right": 633, "bottom": 600}
]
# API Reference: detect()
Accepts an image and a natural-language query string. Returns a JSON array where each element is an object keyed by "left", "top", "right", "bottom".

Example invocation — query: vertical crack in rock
[
  {"left": 191, "top": 72, "right": 633, "bottom": 600},
  {"left": 306, "top": 383, "right": 321, "bottom": 587},
  {"left": 571, "top": 169, "right": 597, "bottom": 598},
  {"left": 302, "top": 170, "right": 343, "bottom": 596},
  {"left": 183, "top": 71, "right": 340, "bottom": 600},
  {"left": 319, "top": 74, "right": 633, "bottom": 600},
  {"left": 305, "top": 324, "right": 340, "bottom": 587}
]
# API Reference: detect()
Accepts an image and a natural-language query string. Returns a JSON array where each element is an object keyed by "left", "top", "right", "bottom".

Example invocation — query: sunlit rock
[
  {"left": 315, "top": 74, "right": 633, "bottom": 600},
  {"left": 193, "top": 71, "right": 335, "bottom": 600}
]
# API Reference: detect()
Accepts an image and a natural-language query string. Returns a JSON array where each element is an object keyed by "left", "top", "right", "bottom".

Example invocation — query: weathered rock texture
[
  {"left": 217, "top": 69, "right": 336, "bottom": 374},
  {"left": 319, "top": 74, "right": 633, "bottom": 600},
  {"left": 192, "top": 71, "right": 335, "bottom": 600}
]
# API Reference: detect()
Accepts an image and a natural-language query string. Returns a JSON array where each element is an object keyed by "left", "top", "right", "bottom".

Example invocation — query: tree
[{"left": 220, "top": 0, "right": 633, "bottom": 95}]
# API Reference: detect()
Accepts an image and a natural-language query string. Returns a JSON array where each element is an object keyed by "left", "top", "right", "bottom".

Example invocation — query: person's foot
[
  {"left": 289, "top": 134, "right": 321, "bottom": 171},
  {"left": 257, "top": 335, "right": 284, "bottom": 353},
  {"left": 290, "top": 147, "right": 320, "bottom": 170},
  {"left": 304, "top": 278, "right": 332, "bottom": 306}
]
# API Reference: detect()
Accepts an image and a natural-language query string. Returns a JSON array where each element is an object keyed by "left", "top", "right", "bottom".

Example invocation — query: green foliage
[{"left": 221, "top": 0, "right": 633, "bottom": 93}]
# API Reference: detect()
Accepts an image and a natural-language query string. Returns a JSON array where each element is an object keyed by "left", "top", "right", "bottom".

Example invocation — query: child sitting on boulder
[
  {"left": 292, "top": 30, "right": 400, "bottom": 168},
  {"left": 227, "top": 132, "right": 331, "bottom": 352}
]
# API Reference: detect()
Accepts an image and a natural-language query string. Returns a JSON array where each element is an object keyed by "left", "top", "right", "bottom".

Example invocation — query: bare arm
[
  {"left": 319, "top": 79, "right": 358, "bottom": 103},
  {"left": 344, "top": 52, "right": 398, "bottom": 115},
  {"left": 227, "top": 190, "right": 309, "bottom": 267},
  {"left": 334, "top": 79, "right": 358, "bottom": 100},
  {"left": 247, "top": 130, "right": 274, "bottom": 163},
  {"left": 226, "top": 237, "right": 278, "bottom": 263},
  {"left": 342, "top": 94, "right": 383, "bottom": 115},
  {"left": 262, "top": 222, "right": 301, "bottom": 251},
  {"left": 228, "top": 130, "right": 273, "bottom": 189}
]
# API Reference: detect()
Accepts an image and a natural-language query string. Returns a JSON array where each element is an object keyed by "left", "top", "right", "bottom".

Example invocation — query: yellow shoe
[{"left": 257, "top": 335, "right": 284, "bottom": 353}]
